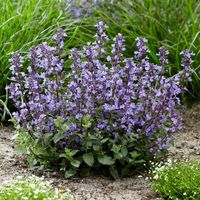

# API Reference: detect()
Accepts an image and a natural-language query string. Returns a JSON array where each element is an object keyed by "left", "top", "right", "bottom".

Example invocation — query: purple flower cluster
[
  {"left": 8, "top": 30, "right": 67, "bottom": 133},
  {"left": 8, "top": 21, "right": 193, "bottom": 153},
  {"left": 67, "top": 0, "right": 101, "bottom": 19}
]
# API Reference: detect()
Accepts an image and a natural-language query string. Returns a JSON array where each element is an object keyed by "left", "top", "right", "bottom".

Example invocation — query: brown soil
[{"left": 0, "top": 103, "right": 199, "bottom": 200}]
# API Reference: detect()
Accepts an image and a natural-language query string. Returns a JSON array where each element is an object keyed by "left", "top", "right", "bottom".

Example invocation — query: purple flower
[{"left": 134, "top": 37, "right": 149, "bottom": 60}]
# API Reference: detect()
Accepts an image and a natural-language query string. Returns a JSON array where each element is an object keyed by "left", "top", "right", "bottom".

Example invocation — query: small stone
[
  {"left": 189, "top": 145, "right": 195, "bottom": 149},
  {"left": 181, "top": 142, "right": 186, "bottom": 146},
  {"left": 85, "top": 193, "right": 91, "bottom": 199},
  {"left": 176, "top": 145, "right": 182, "bottom": 149}
]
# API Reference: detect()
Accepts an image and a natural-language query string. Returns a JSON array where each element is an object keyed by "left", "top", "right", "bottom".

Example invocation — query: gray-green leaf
[
  {"left": 93, "top": 144, "right": 100, "bottom": 151},
  {"left": 83, "top": 152, "right": 94, "bottom": 167},
  {"left": 121, "top": 146, "right": 128, "bottom": 157},
  {"left": 54, "top": 117, "right": 63, "bottom": 127},
  {"left": 14, "top": 144, "right": 27, "bottom": 154},
  {"left": 130, "top": 151, "right": 139, "bottom": 159},
  {"left": 53, "top": 132, "right": 64, "bottom": 143},
  {"left": 109, "top": 166, "right": 119, "bottom": 180},
  {"left": 71, "top": 159, "right": 81, "bottom": 168},
  {"left": 97, "top": 155, "right": 115, "bottom": 165},
  {"left": 65, "top": 168, "right": 77, "bottom": 178}
]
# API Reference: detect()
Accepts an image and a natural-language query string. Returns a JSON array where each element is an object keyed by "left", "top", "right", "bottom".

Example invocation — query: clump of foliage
[
  {"left": 0, "top": 175, "right": 74, "bottom": 200},
  {"left": 149, "top": 160, "right": 200, "bottom": 200},
  {"left": 8, "top": 22, "right": 193, "bottom": 179}
]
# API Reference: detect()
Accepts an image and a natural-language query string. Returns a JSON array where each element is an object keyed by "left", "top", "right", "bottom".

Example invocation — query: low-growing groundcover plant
[
  {"left": 8, "top": 22, "right": 194, "bottom": 179},
  {"left": 0, "top": 175, "right": 74, "bottom": 200},
  {"left": 149, "top": 160, "right": 200, "bottom": 200}
]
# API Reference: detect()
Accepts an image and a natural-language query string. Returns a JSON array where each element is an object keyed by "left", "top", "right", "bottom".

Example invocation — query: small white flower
[{"left": 107, "top": 56, "right": 111, "bottom": 61}]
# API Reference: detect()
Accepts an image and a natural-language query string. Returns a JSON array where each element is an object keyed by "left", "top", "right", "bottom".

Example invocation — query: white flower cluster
[
  {"left": 148, "top": 159, "right": 175, "bottom": 180},
  {"left": 149, "top": 159, "right": 200, "bottom": 199},
  {"left": 0, "top": 175, "right": 74, "bottom": 200}
]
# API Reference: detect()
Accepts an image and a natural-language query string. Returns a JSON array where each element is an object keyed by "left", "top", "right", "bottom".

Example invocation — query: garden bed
[{"left": 0, "top": 102, "right": 199, "bottom": 200}]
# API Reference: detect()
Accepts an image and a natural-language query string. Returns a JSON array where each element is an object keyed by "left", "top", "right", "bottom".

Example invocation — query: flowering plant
[
  {"left": 0, "top": 175, "right": 74, "bottom": 200},
  {"left": 8, "top": 22, "right": 193, "bottom": 179},
  {"left": 149, "top": 160, "right": 200, "bottom": 200}
]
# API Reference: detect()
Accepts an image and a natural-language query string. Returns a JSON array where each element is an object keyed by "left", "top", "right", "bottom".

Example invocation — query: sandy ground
[{"left": 0, "top": 103, "right": 199, "bottom": 200}]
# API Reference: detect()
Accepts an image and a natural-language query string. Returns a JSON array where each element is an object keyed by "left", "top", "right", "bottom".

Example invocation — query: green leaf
[
  {"left": 97, "top": 155, "right": 115, "bottom": 165},
  {"left": 121, "top": 138, "right": 128, "bottom": 146},
  {"left": 44, "top": 133, "right": 53, "bottom": 145},
  {"left": 33, "top": 142, "right": 46, "bottom": 155},
  {"left": 60, "top": 149, "right": 73, "bottom": 161},
  {"left": 27, "top": 156, "right": 38, "bottom": 167},
  {"left": 54, "top": 117, "right": 63, "bottom": 127},
  {"left": 65, "top": 168, "right": 77, "bottom": 178},
  {"left": 14, "top": 144, "right": 27, "bottom": 154},
  {"left": 121, "top": 146, "right": 128, "bottom": 157},
  {"left": 82, "top": 114, "right": 91, "bottom": 122},
  {"left": 101, "top": 138, "right": 109, "bottom": 144},
  {"left": 65, "top": 149, "right": 72, "bottom": 155},
  {"left": 60, "top": 153, "right": 67, "bottom": 159},
  {"left": 82, "top": 114, "right": 92, "bottom": 128},
  {"left": 115, "top": 152, "right": 123, "bottom": 159},
  {"left": 134, "top": 159, "right": 145, "bottom": 164},
  {"left": 87, "top": 140, "right": 93, "bottom": 147},
  {"left": 60, "top": 124, "right": 67, "bottom": 132},
  {"left": 130, "top": 151, "right": 139, "bottom": 159},
  {"left": 111, "top": 144, "right": 120, "bottom": 153},
  {"left": 53, "top": 132, "right": 64, "bottom": 143},
  {"left": 71, "top": 150, "right": 79, "bottom": 156},
  {"left": 71, "top": 159, "right": 81, "bottom": 168},
  {"left": 93, "top": 144, "right": 100, "bottom": 151},
  {"left": 83, "top": 152, "right": 94, "bottom": 167},
  {"left": 88, "top": 134, "right": 98, "bottom": 140},
  {"left": 109, "top": 166, "right": 119, "bottom": 180}
]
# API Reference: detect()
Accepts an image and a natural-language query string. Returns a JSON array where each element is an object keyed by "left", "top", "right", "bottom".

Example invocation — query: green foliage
[
  {"left": 83, "top": 152, "right": 94, "bottom": 167},
  {"left": 150, "top": 160, "right": 200, "bottom": 200},
  {"left": 0, "top": 175, "right": 74, "bottom": 200},
  {"left": 12, "top": 116, "right": 164, "bottom": 180}
]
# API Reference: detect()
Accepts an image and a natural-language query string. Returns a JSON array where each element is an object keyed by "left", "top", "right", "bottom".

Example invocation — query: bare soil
[{"left": 0, "top": 103, "right": 199, "bottom": 200}]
